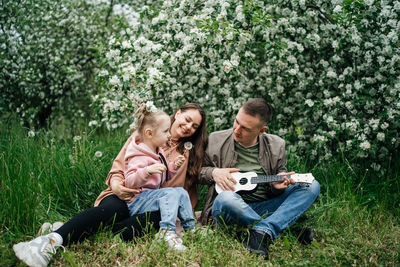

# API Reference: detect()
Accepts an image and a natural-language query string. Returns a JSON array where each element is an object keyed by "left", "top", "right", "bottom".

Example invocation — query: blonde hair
[{"left": 134, "top": 104, "right": 169, "bottom": 138}]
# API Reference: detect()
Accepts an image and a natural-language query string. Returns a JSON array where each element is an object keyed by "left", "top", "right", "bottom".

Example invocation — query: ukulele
[{"left": 215, "top": 172, "right": 315, "bottom": 194}]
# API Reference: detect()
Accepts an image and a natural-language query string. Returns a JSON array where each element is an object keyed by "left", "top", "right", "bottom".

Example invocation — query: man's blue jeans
[
  {"left": 212, "top": 180, "right": 320, "bottom": 240},
  {"left": 127, "top": 187, "right": 195, "bottom": 231}
]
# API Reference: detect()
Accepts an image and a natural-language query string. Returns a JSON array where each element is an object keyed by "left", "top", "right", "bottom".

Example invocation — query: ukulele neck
[{"left": 251, "top": 175, "right": 287, "bottom": 184}]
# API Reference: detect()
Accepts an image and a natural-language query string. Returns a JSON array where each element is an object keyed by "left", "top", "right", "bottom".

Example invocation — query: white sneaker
[
  {"left": 157, "top": 229, "right": 187, "bottom": 251},
  {"left": 38, "top": 222, "right": 64, "bottom": 236},
  {"left": 51, "top": 222, "right": 63, "bottom": 232},
  {"left": 13, "top": 235, "right": 62, "bottom": 267}
]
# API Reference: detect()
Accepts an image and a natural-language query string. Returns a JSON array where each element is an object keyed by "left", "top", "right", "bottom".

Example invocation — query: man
[{"left": 199, "top": 98, "right": 320, "bottom": 259}]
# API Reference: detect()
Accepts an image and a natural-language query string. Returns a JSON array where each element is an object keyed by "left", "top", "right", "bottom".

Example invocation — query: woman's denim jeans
[
  {"left": 127, "top": 187, "right": 195, "bottom": 231},
  {"left": 212, "top": 180, "right": 320, "bottom": 240}
]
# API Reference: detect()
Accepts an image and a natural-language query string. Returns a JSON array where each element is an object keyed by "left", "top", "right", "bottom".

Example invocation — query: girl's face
[
  {"left": 152, "top": 115, "right": 171, "bottom": 147},
  {"left": 170, "top": 109, "right": 202, "bottom": 140}
]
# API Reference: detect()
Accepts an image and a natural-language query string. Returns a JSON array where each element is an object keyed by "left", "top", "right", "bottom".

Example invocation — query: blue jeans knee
[
  {"left": 308, "top": 180, "right": 320, "bottom": 201},
  {"left": 212, "top": 191, "right": 248, "bottom": 222}
]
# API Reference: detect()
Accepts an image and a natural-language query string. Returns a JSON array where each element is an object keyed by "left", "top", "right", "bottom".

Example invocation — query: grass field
[{"left": 1, "top": 122, "right": 399, "bottom": 266}]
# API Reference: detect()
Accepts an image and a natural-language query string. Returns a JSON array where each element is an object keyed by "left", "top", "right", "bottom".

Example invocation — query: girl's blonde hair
[{"left": 134, "top": 104, "right": 169, "bottom": 138}]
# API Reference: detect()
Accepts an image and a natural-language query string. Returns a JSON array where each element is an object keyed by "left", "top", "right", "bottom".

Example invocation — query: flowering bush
[
  {"left": 92, "top": 0, "right": 281, "bottom": 130},
  {"left": 2, "top": 0, "right": 399, "bottom": 168},
  {"left": 93, "top": 0, "right": 399, "bottom": 168},
  {"left": 0, "top": 0, "right": 119, "bottom": 127}
]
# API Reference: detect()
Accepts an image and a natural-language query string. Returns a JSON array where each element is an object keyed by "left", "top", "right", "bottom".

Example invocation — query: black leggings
[{"left": 54, "top": 195, "right": 161, "bottom": 245}]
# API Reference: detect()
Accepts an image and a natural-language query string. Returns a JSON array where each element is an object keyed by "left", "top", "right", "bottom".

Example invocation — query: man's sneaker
[
  {"left": 242, "top": 229, "right": 271, "bottom": 260},
  {"left": 157, "top": 229, "right": 187, "bottom": 251},
  {"left": 296, "top": 227, "right": 314, "bottom": 245},
  {"left": 13, "top": 235, "right": 62, "bottom": 267},
  {"left": 38, "top": 221, "right": 64, "bottom": 236},
  {"left": 285, "top": 226, "right": 314, "bottom": 245}
]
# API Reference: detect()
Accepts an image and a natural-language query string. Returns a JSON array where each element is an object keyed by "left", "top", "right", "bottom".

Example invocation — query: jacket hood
[{"left": 128, "top": 137, "right": 163, "bottom": 160}]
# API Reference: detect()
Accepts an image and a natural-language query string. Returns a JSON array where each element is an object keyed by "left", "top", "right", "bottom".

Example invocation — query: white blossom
[
  {"left": 377, "top": 132, "right": 385, "bottom": 141},
  {"left": 327, "top": 70, "right": 337, "bottom": 78},
  {"left": 381, "top": 122, "right": 389, "bottom": 130},
  {"left": 145, "top": 101, "right": 158, "bottom": 113},
  {"left": 88, "top": 120, "right": 98, "bottom": 127},
  {"left": 346, "top": 140, "right": 353, "bottom": 148},
  {"left": 121, "top": 40, "right": 131, "bottom": 49},
  {"left": 98, "top": 70, "right": 109, "bottom": 76},
  {"left": 109, "top": 75, "right": 121, "bottom": 87},
  {"left": 333, "top": 5, "right": 342, "bottom": 13},
  {"left": 365, "top": 0, "right": 374, "bottom": 6},
  {"left": 223, "top": 60, "right": 233, "bottom": 73},
  {"left": 360, "top": 141, "right": 371, "bottom": 150},
  {"left": 305, "top": 99, "right": 314, "bottom": 107},
  {"left": 369, "top": 119, "right": 380, "bottom": 130}
]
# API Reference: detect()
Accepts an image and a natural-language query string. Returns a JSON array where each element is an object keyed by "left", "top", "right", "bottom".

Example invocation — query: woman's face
[{"left": 170, "top": 108, "right": 202, "bottom": 140}]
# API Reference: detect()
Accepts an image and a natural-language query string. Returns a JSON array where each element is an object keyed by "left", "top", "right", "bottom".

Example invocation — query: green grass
[{"left": 1, "top": 122, "right": 399, "bottom": 266}]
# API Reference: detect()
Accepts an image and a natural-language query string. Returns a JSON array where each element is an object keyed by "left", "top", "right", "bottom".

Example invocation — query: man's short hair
[{"left": 241, "top": 98, "right": 273, "bottom": 126}]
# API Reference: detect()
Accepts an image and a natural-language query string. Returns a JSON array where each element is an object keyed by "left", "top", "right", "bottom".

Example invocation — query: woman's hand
[
  {"left": 110, "top": 177, "right": 140, "bottom": 201},
  {"left": 272, "top": 171, "right": 296, "bottom": 189},
  {"left": 146, "top": 163, "right": 167, "bottom": 175},
  {"left": 174, "top": 155, "right": 185, "bottom": 169}
]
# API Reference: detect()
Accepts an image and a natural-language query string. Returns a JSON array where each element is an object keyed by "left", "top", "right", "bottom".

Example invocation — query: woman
[{"left": 13, "top": 103, "right": 207, "bottom": 267}]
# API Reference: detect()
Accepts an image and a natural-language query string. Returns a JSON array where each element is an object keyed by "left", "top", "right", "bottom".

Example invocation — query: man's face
[{"left": 233, "top": 108, "right": 266, "bottom": 147}]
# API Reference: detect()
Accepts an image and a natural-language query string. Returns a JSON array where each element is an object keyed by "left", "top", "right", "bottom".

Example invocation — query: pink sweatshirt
[{"left": 124, "top": 138, "right": 177, "bottom": 203}]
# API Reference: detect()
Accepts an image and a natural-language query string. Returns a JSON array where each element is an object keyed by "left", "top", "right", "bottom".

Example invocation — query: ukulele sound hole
[{"left": 239, "top": 178, "right": 248, "bottom": 185}]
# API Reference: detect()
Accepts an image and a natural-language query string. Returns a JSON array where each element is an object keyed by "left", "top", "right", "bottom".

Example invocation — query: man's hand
[
  {"left": 110, "top": 178, "right": 140, "bottom": 201},
  {"left": 146, "top": 163, "right": 167, "bottom": 175},
  {"left": 212, "top": 168, "right": 240, "bottom": 191},
  {"left": 272, "top": 171, "right": 296, "bottom": 190}
]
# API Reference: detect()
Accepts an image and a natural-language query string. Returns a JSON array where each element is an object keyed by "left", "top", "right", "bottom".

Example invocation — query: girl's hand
[
  {"left": 174, "top": 155, "right": 185, "bottom": 169},
  {"left": 110, "top": 178, "right": 140, "bottom": 201},
  {"left": 146, "top": 163, "right": 167, "bottom": 175}
]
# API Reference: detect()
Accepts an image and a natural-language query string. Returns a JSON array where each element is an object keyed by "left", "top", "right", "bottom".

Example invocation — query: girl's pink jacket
[{"left": 124, "top": 138, "right": 177, "bottom": 203}]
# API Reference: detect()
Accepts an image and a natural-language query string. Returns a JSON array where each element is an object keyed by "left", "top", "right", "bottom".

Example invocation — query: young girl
[{"left": 124, "top": 103, "right": 195, "bottom": 251}]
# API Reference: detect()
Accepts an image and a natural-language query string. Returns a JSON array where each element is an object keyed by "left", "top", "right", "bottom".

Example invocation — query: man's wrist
[{"left": 211, "top": 168, "right": 219, "bottom": 181}]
